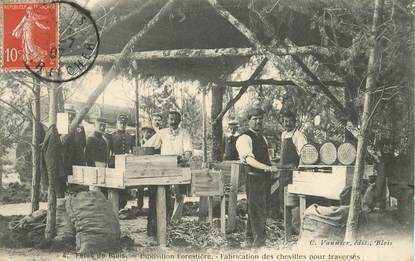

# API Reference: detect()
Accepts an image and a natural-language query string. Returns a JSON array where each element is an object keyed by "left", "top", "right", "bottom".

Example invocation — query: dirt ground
[{"left": 0, "top": 199, "right": 413, "bottom": 261}]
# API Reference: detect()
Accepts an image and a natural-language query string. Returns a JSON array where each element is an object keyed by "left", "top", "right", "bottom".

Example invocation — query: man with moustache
[
  {"left": 236, "top": 107, "right": 277, "bottom": 247},
  {"left": 85, "top": 118, "right": 108, "bottom": 167},
  {"left": 279, "top": 110, "right": 307, "bottom": 233},
  {"left": 153, "top": 111, "right": 192, "bottom": 223}
]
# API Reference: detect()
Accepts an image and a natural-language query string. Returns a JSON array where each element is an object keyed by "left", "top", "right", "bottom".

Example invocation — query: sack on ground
[
  {"left": 55, "top": 198, "right": 75, "bottom": 242},
  {"left": 66, "top": 191, "right": 120, "bottom": 253},
  {"left": 299, "top": 204, "right": 349, "bottom": 243}
]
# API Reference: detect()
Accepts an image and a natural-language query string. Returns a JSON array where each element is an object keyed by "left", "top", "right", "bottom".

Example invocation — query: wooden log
[
  {"left": 226, "top": 79, "right": 346, "bottom": 88},
  {"left": 31, "top": 77, "right": 41, "bottom": 212},
  {"left": 338, "top": 143, "right": 357, "bottom": 165},
  {"left": 319, "top": 142, "right": 337, "bottom": 165},
  {"left": 300, "top": 144, "right": 319, "bottom": 165},
  {"left": 299, "top": 195, "right": 306, "bottom": 228},
  {"left": 220, "top": 195, "right": 226, "bottom": 235},
  {"left": 227, "top": 163, "right": 240, "bottom": 232},
  {"left": 156, "top": 186, "right": 167, "bottom": 247},
  {"left": 108, "top": 189, "right": 119, "bottom": 214},
  {"left": 60, "top": 45, "right": 340, "bottom": 65}
]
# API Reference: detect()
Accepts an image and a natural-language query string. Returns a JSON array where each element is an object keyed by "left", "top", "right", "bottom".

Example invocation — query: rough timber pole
[
  {"left": 31, "top": 77, "right": 41, "bottom": 213},
  {"left": 344, "top": 0, "right": 384, "bottom": 241}
]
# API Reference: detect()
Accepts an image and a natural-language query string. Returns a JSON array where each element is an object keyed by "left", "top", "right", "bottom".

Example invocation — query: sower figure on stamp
[
  {"left": 223, "top": 120, "right": 240, "bottom": 161},
  {"left": 59, "top": 105, "right": 86, "bottom": 198},
  {"left": 152, "top": 111, "right": 192, "bottom": 223},
  {"left": 236, "top": 107, "right": 278, "bottom": 247},
  {"left": 108, "top": 114, "right": 134, "bottom": 209},
  {"left": 278, "top": 110, "right": 307, "bottom": 234}
]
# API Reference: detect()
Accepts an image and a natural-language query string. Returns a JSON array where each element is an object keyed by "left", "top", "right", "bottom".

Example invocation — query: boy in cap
[{"left": 236, "top": 107, "right": 277, "bottom": 247}]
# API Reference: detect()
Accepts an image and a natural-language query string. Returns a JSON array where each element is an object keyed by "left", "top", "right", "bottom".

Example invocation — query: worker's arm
[{"left": 236, "top": 134, "right": 276, "bottom": 173}]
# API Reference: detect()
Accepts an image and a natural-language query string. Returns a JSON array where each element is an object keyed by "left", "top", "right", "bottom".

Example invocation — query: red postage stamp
[{"left": 2, "top": 2, "right": 58, "bottom": 71}]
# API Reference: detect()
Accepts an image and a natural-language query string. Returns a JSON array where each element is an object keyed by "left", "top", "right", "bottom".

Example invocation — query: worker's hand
[{"left": 270, "top": 165, "right": 280, "bottom": 173}]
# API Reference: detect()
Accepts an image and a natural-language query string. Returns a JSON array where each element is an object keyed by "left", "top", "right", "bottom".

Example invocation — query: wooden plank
[
  {"left": 208, "top": 196, "right": 213, "bottom": 224},
  {"left": 116, "top": 154, "right": 178, "bottom": 170},
  {"left": 156, "top": 186, "right": 167, "bottom": 247},
  {"left": 126, "top": 168, "right": 185, "bottom": 178},
  {"left": 199, "top": 196, "right": 208, "bottom": 222},
  {"left": 191, "top": 169, "right": 224, "bottom": 196},
  {"left": 284, "top": 187, "right": 293, "bottom": 241},
  {"left": 227, "top": 163, "right": 240, "bottom": 232},
  {"left": 220, "top": 196, "right": 226, "bottom": 235},
  {"left": 108, "top": 189, "right": 119, "bottom": 214},
  {"left": 125, "top": 168, "right": 191, "bottom": 186},
  {"left": 299, "top": 195, "right": 306, "bottom": 228},
  {"left": 83, "top": 167, "right": 98, "bottom": 185}
]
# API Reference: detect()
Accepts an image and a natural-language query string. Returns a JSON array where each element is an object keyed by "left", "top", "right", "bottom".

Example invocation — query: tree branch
[{"left": 0, "top": 98, "right": 31, "bottom": 121}]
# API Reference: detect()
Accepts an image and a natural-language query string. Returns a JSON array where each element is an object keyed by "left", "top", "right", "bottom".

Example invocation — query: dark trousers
[
  {"left": 246, "top": 173, "right": 269, "bottom": 247},
  {"left": 147, "top": 185, "right": 172, "bottom": 235},
  {"left": 56, "top": 176, "right": 67, "bottom": 198}
]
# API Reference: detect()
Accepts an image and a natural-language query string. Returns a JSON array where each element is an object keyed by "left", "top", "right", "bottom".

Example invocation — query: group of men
[
  {"left": 233, "top": 108, "right": 307, "bottom": 247},
  {"left": 60, "top": 105, "right": 306, "bottom": 247}
]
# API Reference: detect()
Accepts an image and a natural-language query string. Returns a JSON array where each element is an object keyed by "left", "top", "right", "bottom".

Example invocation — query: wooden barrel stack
[{"left": 300, "top": 142, "right": 356, "bottom": 165}]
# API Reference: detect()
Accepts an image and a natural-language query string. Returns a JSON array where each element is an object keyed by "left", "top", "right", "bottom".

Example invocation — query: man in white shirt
[
  {"left": 153, "top": 111, "right": 192, "bottom": 222},
  {"left": 236, "top": 107, "right": 278, "bottom": 247}
]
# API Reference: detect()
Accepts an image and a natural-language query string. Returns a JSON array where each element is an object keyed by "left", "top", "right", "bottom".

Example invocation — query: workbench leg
[
  {"left": 220, "top": 196, "right": 226, "bottom": 235},
  {"left": 156, "top": 185, "right": 167, "bottom": 247},
  {"left": 108, "top": 189, "right": 119, "bottom": 215},
  {"left": 284, "top": 187, "right": 292, "bottom": 241},
  {"left": 299, "top": 195, "right": 306, "bottom": 228},
  {"left": 208, "top": 196, "right": 213, "bottom": 224},
  {"left": 199, "top": 196, "right": 208, "bottom": 222},
  {"left": 227, "top": 163, "right": 240, "bottom": 232},
  {"left": 171, "top": 185, "right": 184, "bottom": 222}
]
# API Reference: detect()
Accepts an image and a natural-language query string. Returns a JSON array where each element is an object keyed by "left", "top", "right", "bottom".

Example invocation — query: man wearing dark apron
[
  {"left": 279, "top": 111, "right": 307, "bottom": 233},
  {"left": 236, "top": 107, "right": 277, "bottom": 247}
]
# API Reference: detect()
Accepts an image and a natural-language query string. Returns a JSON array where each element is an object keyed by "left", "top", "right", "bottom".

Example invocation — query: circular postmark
[{"left": 25, "top": 0, "right": 100, "bottom": 83}]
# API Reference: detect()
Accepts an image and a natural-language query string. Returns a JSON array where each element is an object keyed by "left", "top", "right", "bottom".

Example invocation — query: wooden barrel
[
  {"left": 300, "top": 144, "right": 319, "bottom": 165},
  {"left": 337, "top": 142, "right": 357, "bottom": 165},
  {"left": 319, "top": 142, "right": 337, "bottom": 165}
]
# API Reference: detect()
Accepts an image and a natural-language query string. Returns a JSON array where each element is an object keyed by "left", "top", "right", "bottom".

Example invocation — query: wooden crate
[
  {"left": 288, "top": 165, "right": 374, "bottom": 200},
  {"left": 115, "top": 154, "right": 191, "bottom": 186},
  {"left": 208, "top": 161, "right": 245, "bottom": 187},
  {"left": 68, "top": 166, "right": 125, "bottom": 188},
  {"left": 191, "top": 169, "right": 224, "bottom": 196}
]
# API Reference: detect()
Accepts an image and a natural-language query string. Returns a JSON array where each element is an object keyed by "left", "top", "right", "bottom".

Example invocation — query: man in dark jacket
[
  {"left": 59, "top": 108, "right": 86, "bottom": 197},
  {"left": 236, "top": 107, "right": 277, "bottom": 247},
  {"left": 108, "top": 114, "right": 134, "bottom": 209},
  {"left": 223, "top": 120, "right": 240, "bottom": 160},
  {"left": 85, "top": 118, "right": 108, "bottom": 167}
]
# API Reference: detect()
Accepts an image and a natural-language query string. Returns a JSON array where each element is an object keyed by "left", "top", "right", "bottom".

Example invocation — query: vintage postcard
[{"left": 0, "top": 0, "right": 413, "bottom": 260}]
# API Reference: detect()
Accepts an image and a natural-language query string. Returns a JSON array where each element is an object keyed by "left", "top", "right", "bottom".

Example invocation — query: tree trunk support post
[
  {"left": 227, "top": 163, "right": 240, "bottom": 232},
  {"left": 31, "top": 77, "right": 41, "bottom": 213},
  {"left": 345, "top": 0, "right": 384, "bottom": 241},
  {"left": 156, "top": 185, "right": 167, "bottom": 247}
]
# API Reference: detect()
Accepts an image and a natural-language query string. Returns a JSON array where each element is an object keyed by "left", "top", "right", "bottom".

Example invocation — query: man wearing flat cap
[
  {"left": 85, "top": 117, "right": 108, "bottom": 167},
  {"left": 109, "top": 113, "right": 134, "bottom": 209},
  {"left": 223, "top": 120, "right": 240, "bottom": 160},
  {"left": 236, "top": 107, "right": 277, "bottom": 247}
]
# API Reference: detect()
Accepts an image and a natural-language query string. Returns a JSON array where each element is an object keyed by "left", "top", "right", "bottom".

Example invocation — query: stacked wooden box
[{"left": 288, "top": 164, "right": 374, "bottom": 200}]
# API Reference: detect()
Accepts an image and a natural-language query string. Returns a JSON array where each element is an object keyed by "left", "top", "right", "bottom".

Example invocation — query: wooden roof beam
[
  {"left": 60, "top": 45, "right": 340, "bottom": 64},
  {"left": 226, "top": 78, "right": 345, "bottom": 87}
]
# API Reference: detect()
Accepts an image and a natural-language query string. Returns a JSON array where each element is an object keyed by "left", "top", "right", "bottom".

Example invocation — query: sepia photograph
[{"left": 0, "top": 0, "right": 413, "bottom": 260}]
